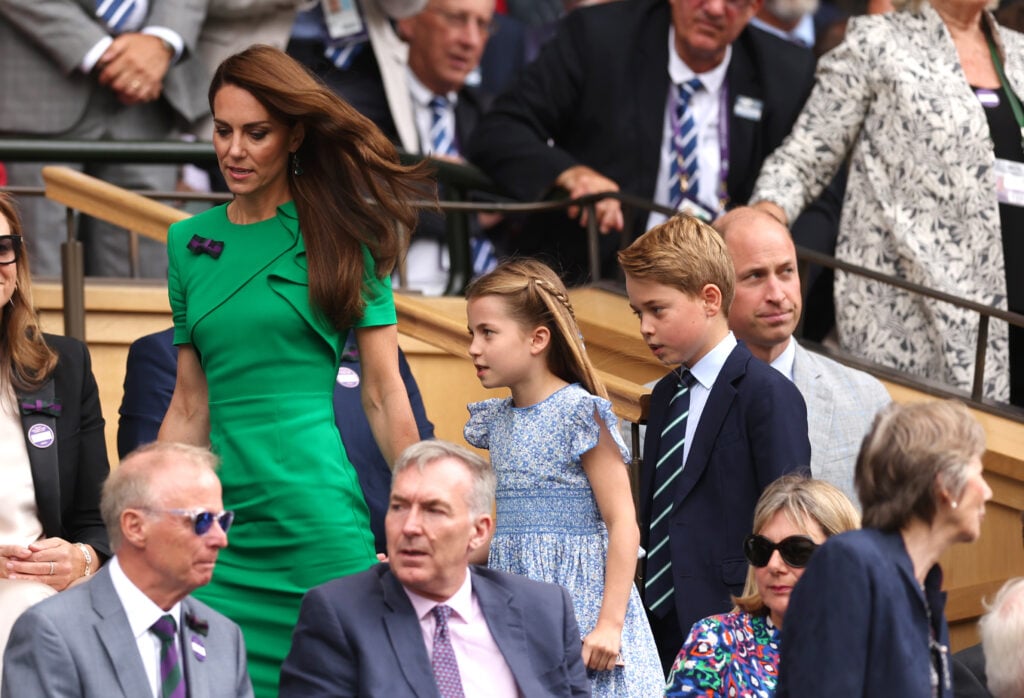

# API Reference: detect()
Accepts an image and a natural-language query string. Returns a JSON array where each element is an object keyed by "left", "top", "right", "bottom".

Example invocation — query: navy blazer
[
  {"left": 640, "top": 342, "right": 810, "bottom": 641},
  {"left": 466, "top": 0, "right": 816, "bottom": 282},
  {"left": 279, "top": 564, "right": 590, "bottom": 697},
  {"left": 777, "top": 528, "right": 952, "bottom": 698},
  {"left": 17, "top": 334, "right": 111, "bottom": 560}
]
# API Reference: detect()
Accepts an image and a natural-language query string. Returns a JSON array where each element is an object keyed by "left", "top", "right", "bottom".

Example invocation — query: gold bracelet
[{"left": 75, "top": 543, "right": 92, "bottom": 577}]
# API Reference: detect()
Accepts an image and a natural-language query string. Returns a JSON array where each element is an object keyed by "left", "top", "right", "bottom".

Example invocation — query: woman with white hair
[{"left": 751, "top": 0, "right": 1024, "bottom": 407}]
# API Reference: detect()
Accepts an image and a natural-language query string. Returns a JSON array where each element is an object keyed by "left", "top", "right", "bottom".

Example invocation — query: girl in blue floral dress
[{"left": 463, "top": 259, "right": 664, "bottom": 697}]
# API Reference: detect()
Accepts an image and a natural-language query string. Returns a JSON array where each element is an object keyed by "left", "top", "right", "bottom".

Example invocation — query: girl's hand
[
  {"left": 581, "top": 621, "right": 622, "bottom": 671},
  {"left": 5, "top": 537, "right": 83, "bottom": 591}
]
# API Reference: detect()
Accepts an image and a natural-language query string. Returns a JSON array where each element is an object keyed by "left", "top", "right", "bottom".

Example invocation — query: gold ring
[
  {"left": 130, "top": 80, "right": 142, "bottom": 90},
  {"left": 48, "top": 561, "right": 55, "bottom": 576}
]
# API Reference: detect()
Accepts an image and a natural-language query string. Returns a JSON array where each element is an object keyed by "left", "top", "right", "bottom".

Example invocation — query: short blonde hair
[
  {"left": 618, "top": 214, "right": 735, "bottom": 313},
  {"left": 856, "top": 400, "right": 985, "bottom": 531},
  {"left": 733, "top": 475, "right": 860, "bottom": 615}
]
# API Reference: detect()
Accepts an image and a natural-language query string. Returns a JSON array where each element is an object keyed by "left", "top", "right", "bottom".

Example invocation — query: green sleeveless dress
[{"left": 167, "top": 202, "right": 383, "bottom": 696}]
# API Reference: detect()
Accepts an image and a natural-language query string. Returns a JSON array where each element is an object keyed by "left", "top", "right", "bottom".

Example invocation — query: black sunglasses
[
  {"left": 0, "top": 235, "right": 23, "bottom": 266},
  {"left": 743, "top": 533, "right": 819, "bottom": 568},
  {"left": 143, "top": 507, "right": 235, "bottom": 536}
]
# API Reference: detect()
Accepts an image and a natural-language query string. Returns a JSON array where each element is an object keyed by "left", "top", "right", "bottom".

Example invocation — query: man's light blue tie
[
  {"left": 431, "top": 605, "right": 465, "bottom": 698},
  {"left": 645, "top": 370, "right": 696, "bottom": 618},
  {"left": 429, "top": 96, "right": 457, "bottom": 157},
  {"left": 95, "top": 0, "right": 138, "bottom": 34},
  {"left": 667, "top": 79, "right": 703, "bottom": 211}
]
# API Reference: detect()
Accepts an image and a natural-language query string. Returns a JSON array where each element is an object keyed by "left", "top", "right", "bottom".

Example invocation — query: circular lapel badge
[{"left": 28, "top": 423, "right": 55, "bottom": 448}]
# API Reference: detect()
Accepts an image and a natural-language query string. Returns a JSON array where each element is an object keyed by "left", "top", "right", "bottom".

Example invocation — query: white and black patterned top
[{"left": 753, "top": 5, "right": 1024, "bottom": 403}]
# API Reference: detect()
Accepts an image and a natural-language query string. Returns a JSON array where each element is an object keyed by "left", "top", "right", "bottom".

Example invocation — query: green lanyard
[{"left": 985, "top": 26, "right": 1024, "bottom": 151}]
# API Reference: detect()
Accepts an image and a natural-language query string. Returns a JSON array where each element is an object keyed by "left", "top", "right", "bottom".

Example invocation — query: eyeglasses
[
  {"left": 0, "top": 235, "right": 23, "bottom": 265},
  {"left": 743, "top": 533, "right": 819, "bottom": 568},
  {"left": 142, "top": 508, "right": 235, "bottom": 536},
  {"left": 427, "top": 7, "right": 497, "bottom": 35}
]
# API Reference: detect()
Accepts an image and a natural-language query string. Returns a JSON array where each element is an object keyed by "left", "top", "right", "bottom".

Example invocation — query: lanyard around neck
[{"left": 984, "top": 25, "right": 1024, "bottom": 150}]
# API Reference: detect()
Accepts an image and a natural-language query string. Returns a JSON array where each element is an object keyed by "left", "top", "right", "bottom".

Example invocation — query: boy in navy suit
[{"left": 619, "top": 214, "right": 811, "bottom": 669}]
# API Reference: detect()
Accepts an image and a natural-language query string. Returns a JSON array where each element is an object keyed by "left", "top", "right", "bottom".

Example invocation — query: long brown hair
[
  {"left": 209, "top": 45, "right": 432, "bottom": 330},
  {"left": 0, "top": 193, "right": 57, "bottom": 391},
  {"left": 465, "top": 258, "right": 607, "bottom": 398}
]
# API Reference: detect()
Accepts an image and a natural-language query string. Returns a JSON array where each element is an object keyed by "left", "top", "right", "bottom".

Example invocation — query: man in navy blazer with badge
[
  {"left": 467, "top": 0, "right": 816, "bottom": 284},
  {"left": 279, "top": 440, "right": 589, "bottom": 697}
]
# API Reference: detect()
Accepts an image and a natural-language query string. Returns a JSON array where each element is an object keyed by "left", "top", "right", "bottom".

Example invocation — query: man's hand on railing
[
  {"left": 96, "top": 34, "right": 171, "bottom": 106},
  {"left": 555, "top": 165, "right": 624, "bottom": 234}
]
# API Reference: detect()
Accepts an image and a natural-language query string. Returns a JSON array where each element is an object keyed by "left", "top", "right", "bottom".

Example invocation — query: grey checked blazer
[
  {"left": 792, "top": 342, "right": 891, "bottom": 505},
  {"left": 0, "top": 0, "right": 209, "bottom": 134},
  {"left": 2, "top": 565, "right": 253, "bottom": 698}
]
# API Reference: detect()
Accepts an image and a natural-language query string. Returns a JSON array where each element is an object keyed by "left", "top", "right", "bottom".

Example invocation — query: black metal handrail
[{"left": 2, "top": 138, "right": 1021, "bottom": 410}]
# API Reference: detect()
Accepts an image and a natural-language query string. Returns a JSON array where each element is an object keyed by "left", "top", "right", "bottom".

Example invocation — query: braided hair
[{"left": 465, "top": 258, "right": 607, "bottom": 398}]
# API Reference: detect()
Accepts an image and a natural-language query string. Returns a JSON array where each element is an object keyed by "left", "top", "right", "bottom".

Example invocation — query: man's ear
[
  {"left": 529, "top": 326, "right": 551, "bottom": 355},
  {"left": 700, "top": 283, "right": 723, "bottom": 317},
  {"left": 121, "top": 509, "right": 147, "bottom": 548},
  {"left": 467, "top": 512, "right": 494, "bottom": 553}
]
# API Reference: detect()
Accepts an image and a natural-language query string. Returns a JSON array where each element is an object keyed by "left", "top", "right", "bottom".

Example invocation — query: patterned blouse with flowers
[{"left": 665, "top": 611, "right": 780, "bottom": 697}]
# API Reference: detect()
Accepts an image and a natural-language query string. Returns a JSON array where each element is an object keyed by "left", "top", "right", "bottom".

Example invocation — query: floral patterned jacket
[{"left": 753, "top": 5, "right": 1024, "bottom": 402}]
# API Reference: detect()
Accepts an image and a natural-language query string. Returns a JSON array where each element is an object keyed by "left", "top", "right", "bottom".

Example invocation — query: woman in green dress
[{"left": 159, "top": 45, "right": 429, "bottom": 697}]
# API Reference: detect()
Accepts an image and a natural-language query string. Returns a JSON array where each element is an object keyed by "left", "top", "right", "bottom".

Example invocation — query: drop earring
[{"left": 292, "top": 152, "right": 303, "bottom": 177}]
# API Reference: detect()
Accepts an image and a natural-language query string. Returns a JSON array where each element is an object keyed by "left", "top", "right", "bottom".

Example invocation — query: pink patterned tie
[{"left": 431, "top": 605, "right": 465, "bottom": 698}]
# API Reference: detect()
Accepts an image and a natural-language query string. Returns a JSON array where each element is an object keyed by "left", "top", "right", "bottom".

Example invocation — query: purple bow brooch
[
  {"left": 19, "top": 399, "right": 62, "bottom": 417},
  {"left": 186, "top": 612, "right": 209, "bottom": 661},
  {"left": 187, "top": 235, "right": 224, "bottom": 260}
]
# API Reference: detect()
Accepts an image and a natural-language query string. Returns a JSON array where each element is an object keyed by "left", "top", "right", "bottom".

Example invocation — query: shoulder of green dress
[{"left": 168, "top": 204, "right": 229, "bottom": 240}]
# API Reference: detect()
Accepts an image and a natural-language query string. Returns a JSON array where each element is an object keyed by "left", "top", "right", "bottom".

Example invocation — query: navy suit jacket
[
  {"left": 18, "top": 334, "right": 111, "bottom": 561},
  {"left": 777, "top": 528, "right": 952, "bottom": 698},
  {"left": 640, "top": 341, "right": 810, "bottom": 639},
  {"left": 279, "top": 564, "right": 590, "bottom": 697},
  {"left": 117, "top": 329, "right": 434, "bottom": 551},
  {"left": 466, "top": 0, "right": 816, "bottom": 283}
]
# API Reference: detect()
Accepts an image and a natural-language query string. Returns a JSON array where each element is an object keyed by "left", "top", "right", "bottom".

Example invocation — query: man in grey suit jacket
[
  {"left": 717, "top": 206, "right": 890, "bottom": 503},
  {"left": 2, "top": 442, "right": 253, "bottom": 698},
  {"left": 279, "top": 440, "right": 589, "bottom": 697},
  {"left": 0, "top": 0, "right": 208, "bottom": 277}
]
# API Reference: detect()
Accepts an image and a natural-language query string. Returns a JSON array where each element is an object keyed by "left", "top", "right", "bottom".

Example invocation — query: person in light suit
[
  {"left": 717, "top": 206, "right": 890, "bottom": 504},
  {"left": 279, "top": 440, "right": 590, "bottom": 697},
  {"left": 2, "top": 442, "right": 253, "bottom": 698},
  {"left": 0, "top": 0, "right": 209, "bottom": 277}
]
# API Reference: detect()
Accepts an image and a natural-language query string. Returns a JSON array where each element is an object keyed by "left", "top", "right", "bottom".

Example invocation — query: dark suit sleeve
[
  {"left": 117, "top": 330, "right": 177, "bottom": 458},
  {"left": 556, "top": 585, "right": 590, "bottom": 697},
  {"left": 1, "top": 609, "right": 81, "bottom": 697},
  {"left": 776, "top": 540, "right": 870, "bottom": 696},
  {"left": 399, "top": 349, "right": 435, "bottom": 439},
  {"left": 279, "top": 586, "right": 360, "bottom": 697},
  {"left": 466, "top": 11, "right": 591, "bottom": 201},
  {"left": 746, "top": 371, "right": 812, "bottom": 483},
  {"left": 951, "top": 646, "right": 992, "bottom": 698},
  {"left": 64, "top": 339, "right": 112, "bottom": 560}
]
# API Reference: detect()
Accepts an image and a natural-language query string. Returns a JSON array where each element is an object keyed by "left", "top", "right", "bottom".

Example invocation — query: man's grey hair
[
  {"left": 392, "top": 440, "right": 495, "bottom": 517},
  {"left": 101, "top": 442, "right": 220, "bottom": 550},
  {"left": 980, "top": 577, "right": 1024, "bottom": 698}
]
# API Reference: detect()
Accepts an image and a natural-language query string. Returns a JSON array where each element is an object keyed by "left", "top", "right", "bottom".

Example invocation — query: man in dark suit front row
[
  {"left": 2, "top": 442, "right": 252, "bottom": 697},
  {"left": 279, "top": 440, "right": 590, "bottom": 697}
]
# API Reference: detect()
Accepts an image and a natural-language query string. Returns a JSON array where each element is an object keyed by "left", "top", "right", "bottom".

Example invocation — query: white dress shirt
[
  {"left": 768, "top": 336, "right": 797, "bottom": 382},
  {"left": 108, "top": 557, "right": 184, "bottom": 698},
  {"left": 648, "top": 28, "right": 732, "bottom": 229},
  {"left": 407, "top": 69, "right": 459, "bottom": 156},
  {"left": 682, "top": 332, "right": 738, "bottom": 465}
]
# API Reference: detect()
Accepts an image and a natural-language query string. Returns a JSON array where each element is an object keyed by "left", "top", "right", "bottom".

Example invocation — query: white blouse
[{"left": 0, "top": 385, "right": 43, "bottom": 546}]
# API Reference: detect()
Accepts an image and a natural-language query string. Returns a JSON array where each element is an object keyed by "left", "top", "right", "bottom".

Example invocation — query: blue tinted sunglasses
[{"left": 143, "top": 508, "right": 235, "bottom": 535}]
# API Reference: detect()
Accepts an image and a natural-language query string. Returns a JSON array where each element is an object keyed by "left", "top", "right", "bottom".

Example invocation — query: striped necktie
[
  {"left": 429, "top": 96, "right": 457, "bottom": 157},
  {"left": 150, "top": 615, "right": 185, "bottom": 698},
  {"left": 645, "top": 370, "right": 696, "bottom": 618},
  {"left": 431, "top": 605, "right": 465, "bottom": 698},
  {"left": 95, "top": 0, "right": 138, "bottom": 34},
  {"left": 667, "top": 78, "right": 703, "bottom": 211}
]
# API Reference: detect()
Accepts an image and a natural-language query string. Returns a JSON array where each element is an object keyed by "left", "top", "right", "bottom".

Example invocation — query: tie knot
[
  {"left": 432, "top": 604, "right": 454, "bottom": 625},
  {"left": 678, "top": 369, "right": 696, "bottom": 390},
  {"left": 150, "top": 614, "right": 177, "bottom": 642},
  {"left": 430, "top": 95, "right": 449, "bottom": 112},
  {"left": 679, "top": 78, "right": 702, "bottom": 98}
]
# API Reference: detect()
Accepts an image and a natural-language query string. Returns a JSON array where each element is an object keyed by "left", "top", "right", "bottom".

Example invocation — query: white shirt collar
[
  {"left": 403, "top": 568, "right": 473, "bottom": 622},
  {"left": 406, "top": 68, "right": 459, "bottom": 109},
  {"left": 769, "top": 337, "right": 797, "bottom": 382},
  {"left": 668, "top": 26, "right": 732, "bottom": 93},
  {"left": 108, "top": 556, "right": 182, "bottom": 640},
  {"left": 687, "top": 331, "right": 738, "bottom": 390}
]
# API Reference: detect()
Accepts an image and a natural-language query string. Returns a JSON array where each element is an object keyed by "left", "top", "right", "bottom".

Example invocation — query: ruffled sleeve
[
  {"left": 564, "top": 390, "right": 630, "bottom": 464},
  {"left": 464, "top": 398, "right": 507, "bottom": 449}
]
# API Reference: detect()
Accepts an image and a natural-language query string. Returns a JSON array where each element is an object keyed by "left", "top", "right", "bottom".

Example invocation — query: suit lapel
[
  {"left": 674, "top": 346, "right": 746, "bottom": 506},
  {"left": 725, "top": 30, "right": 762, "bottom": 203},
  {"left": 381, "top": 572, "right": 439, "bottom": 698},
  {"left": 91, "top": 568, "right": 152, "bottom": 698},
  {"left": 17, "top": 376, "right": 61, "bottom": 536},
  {"left": 632, "top": 1, "right": 672, "bottom": 205},
  {"left": 180, "top": 599, "right": 210, "bottom": 698},
  {"left": 792, "top": 345, "right": 833, "bottom": 457},
  {"left": 472, "top": 570, "right": 540, "bottom": 695}
]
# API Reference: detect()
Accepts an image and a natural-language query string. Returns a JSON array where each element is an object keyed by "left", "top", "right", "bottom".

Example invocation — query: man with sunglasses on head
[{"left": 2, "top": 442, "right": 253, "bottom": 698}]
